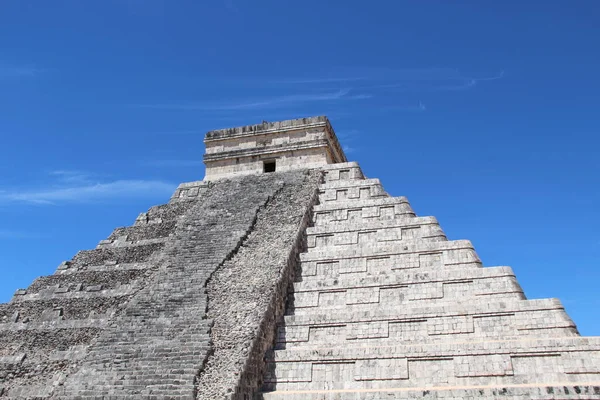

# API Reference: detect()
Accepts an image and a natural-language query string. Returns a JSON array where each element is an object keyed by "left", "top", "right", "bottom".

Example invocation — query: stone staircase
[
  {"left": 0, "top": 169, "right": 323, "bottom": 399},
  {"left": 260, "top": 162, "right": 600, "bottom": 399},
  {"left": 0, "top": 198, "right": 198, "bottom": 398}
]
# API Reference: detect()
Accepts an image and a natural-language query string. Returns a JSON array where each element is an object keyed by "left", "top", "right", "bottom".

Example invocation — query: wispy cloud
[
  {"left": 348, "top": 69, "right": 505, "bottom": 92},
  {"left": 133, "top": 88, "right": 370, "bottom": 111},
  {"left": 269, "top": 77, "right": 369, "bottom": 85},
  {"left": 0, "top": 171, "right": 175, "bottom": 205},
  {"left": 264, "top": 68, "right": 503, "bottom": 91},
  {"left": 140, "top": 159, "right": 204, "bottom": 168},
  {"left": 380, "top": 101, "right": 427, "bottom": 112},
  {"left": 48, "top": 169, "right": 92, "bottom": 184},
  {"left": 337, "top": 129, "right": 361, "bottom": 155},
  {"left": 146, "top": 130, "right": 204, "bottom": 136},
  {"left": 0, "top": 64, "right": 42, "bottom": 79},
  {"left": 343, "top": 145, "right": 356, "bottom": 154},
  {"left": 436, "top": 71, "right": 505, "bottom": 91},
  {"left": 131, "top": 67, "right": 502, "bottom": 115}
]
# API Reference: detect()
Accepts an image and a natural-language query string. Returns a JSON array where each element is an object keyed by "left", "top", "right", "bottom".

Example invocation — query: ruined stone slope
[
  {"left": 0, "top": 194, "right": 197, "bottom": 398},
  {"left": 196, "top": 171, "right": 320, "bottom": 400},
  {"left": 0, "top": 169, "right": 321, "bottom": 399}
]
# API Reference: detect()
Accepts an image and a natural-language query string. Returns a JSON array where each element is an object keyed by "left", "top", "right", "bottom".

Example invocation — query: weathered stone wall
[
  {"left": 260, "top": 162, "right": 600, "bottom": 400},
  {"left": 0, "top": 196, "right": 198, "bottom": 398},
  {"left": 203, "top": 116, "right": 345, "bottom": 180},
  {"left": 195, "top": 171, "right": 320, "bottom": 400},
  {"left": 50, "top": 170, "right": 319, "bottom": 399},
  {"left": 0, "top": 169, "right": 320, "bottom": 399}
]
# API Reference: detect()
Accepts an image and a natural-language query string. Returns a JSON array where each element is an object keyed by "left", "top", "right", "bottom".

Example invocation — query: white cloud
[
  {"left": 343, "top": 145, "right": 356, "bottom": 154},
  {"left": 48, "top": 169, "right": 92, "bottom": 183},
  {"left": 0, "top": 178, "right": 176, "bottom": 205},
  {"left": 140, "top": 159, "right": 205, "bottom": 167}
]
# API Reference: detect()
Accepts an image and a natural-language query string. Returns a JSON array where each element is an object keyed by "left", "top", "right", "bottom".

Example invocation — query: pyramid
[{"left": 1, "top": 116, "right": 599, "bottom": 399}]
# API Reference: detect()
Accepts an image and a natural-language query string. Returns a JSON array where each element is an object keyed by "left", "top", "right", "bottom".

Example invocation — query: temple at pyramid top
[{"left": 203, "top": 116, "right": 347, "bottom": 180}]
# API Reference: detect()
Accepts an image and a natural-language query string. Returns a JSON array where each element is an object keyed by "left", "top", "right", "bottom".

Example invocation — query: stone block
[{"left": 354, "top": 358, "right": 408, "bottom": 381}]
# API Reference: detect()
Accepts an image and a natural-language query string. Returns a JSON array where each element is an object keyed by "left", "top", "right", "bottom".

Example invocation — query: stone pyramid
[{"left": 1, "top": 116, "right": 599, "bottom": 399}]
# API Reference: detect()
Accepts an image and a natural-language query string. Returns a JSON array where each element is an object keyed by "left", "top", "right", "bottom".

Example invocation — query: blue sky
[{"left": 0, "top": 1, "right": 599, "bottom": 334}]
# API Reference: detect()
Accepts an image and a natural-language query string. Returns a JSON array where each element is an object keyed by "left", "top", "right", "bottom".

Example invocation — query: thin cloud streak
[
  {"left": 436, "top": 71, "right": 505, "bottom": 91},
  {"left": 132, "top": 89, "right": 371, "bottom": 111},
  {"left": 140, "top": 159, "right": 205, "bottom": 167},
  {"left": 269, "top": 77, "right": 369, "bottom": 84},
  {"left": 48, "top": 170, "right": 92, "bottom": 184},
  {"left": 130, "top": 67, "right": 501, "bottom": 115},
  {"left": 380, "top": 101, "right": 427, "bottom": 112},
  {"left": 0, "top": 179, "right": 176, "bottom": 205},
  {"left": 260, "top": 68, "right": 463, "bottom": 86},
  {"left": 0, "top": 65, "right": 41, "bottom": 79},
  {"left": 353, "top": 70, "right": 504, "bottom": 92}
]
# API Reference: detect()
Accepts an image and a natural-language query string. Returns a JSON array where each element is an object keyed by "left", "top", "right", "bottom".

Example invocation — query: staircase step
[{"left": 261, "top": 383, "right": 600, "bottom": 399}]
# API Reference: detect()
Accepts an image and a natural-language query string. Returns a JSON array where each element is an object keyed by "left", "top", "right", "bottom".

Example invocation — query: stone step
[
  {"left": 319, "top": 178, "right": 382, "bottom": 190},
  {"left": 0, "top": 327, "right": 102, "bottom": 362},
  {"left": 279, "top": 298, "right": 575, "bottom": 339},
  {"left": 306, "top": 217, "right": 446, "bottom": 249},
  {"left": 106, "top": 220, "right": 177, "bottom": 244},
  {"left": 313, "top": 197, "right": 415, "bottom": 226},
  {"left": 293, "top": 266, "right": 518, "bottom": 292},
  {"left": 11, "top": 284, "right": 136, "bottom": 303},
  {"left": 0, "top": 315, "right": 108, "bottom": 331},
  {"left": 133, "top": 200, "right": 197, "bottom": 226},
  {"left": 261, "top": 383, "right": 600, "bottom": 399},
  {"left": 291, "top": 266, "right": 524, "bottom": 312},
  {"left": 319, "top": 178, "right": 387, "bottom": 195},
  {"left": 1, "top": 384, "right": 54, "bottom": 399},
  {"left": 307, "top": 215, "right": 441, "bottom": 235},
  {"left": 300, "top": 240, "right": 481, "bottom": 277},
  {"left": 320, "top": 162, "right": 365, "bottom": 182},
  {"left": 290, "top": 278, "right": 524, "bottom": 312},
  {"left": 264, "top": 338, "right": 600, "bottom": 392},
  {"left": 170, "top": 179, "right": 210, "bottom": 201},
  {"left": 302, "top": 239, "right": 477, "bottom": 261},
  {"left": 318, "top": 179, "right": 387, "bottom": 203},
  {"left": 277, "top": 315, "right": 575, "bottom": 349},
  {"left": 69, "top": 242, "right": 165, "bottom": 269},
  {"left": 23, "top": 268, "right": 151, "bottom": 296},
  {"left": 0, "top": 294, "right": 129, "bottom": 324},
  {"left": 52, "top": 261, "right": 150, "bottom": 275},
  {"left": 96, "top": 236, "right": 167, "bottom": 249}
]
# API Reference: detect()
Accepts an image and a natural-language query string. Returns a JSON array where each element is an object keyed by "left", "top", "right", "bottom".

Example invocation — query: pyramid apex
[{"left": 203, "top": 116, "right": 347, "bottom": 180}]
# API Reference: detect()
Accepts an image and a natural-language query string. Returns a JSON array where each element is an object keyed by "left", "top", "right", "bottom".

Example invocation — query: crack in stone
[{"left": 194, "top": 183, "right": 286, "bottom": 398}]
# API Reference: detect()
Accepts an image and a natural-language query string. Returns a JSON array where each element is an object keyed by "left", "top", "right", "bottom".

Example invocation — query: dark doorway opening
[{"left": 263, "top": 160, "right": 276, "bottom": 173}]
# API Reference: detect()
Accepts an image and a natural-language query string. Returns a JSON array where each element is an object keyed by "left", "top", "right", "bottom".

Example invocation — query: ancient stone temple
[{"left": 1, "top": 116, "right": 599, "bottom": 399}]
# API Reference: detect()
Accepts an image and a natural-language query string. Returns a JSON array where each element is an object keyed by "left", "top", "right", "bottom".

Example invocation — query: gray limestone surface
[
  {"left": 196, "top": 170, "right": 320, "bottom": 400},
  {"left": 259, "top": 162, "right": 600, "bottom": 399},
  {"left": 2, "top": 115, "right": 600, "bottom": 399},
  {"left": 0, "top": 195, "right": 196, "bottom": 398},
  {"left": 0, "top": 169, "right": 320, "bottom": 399}
]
